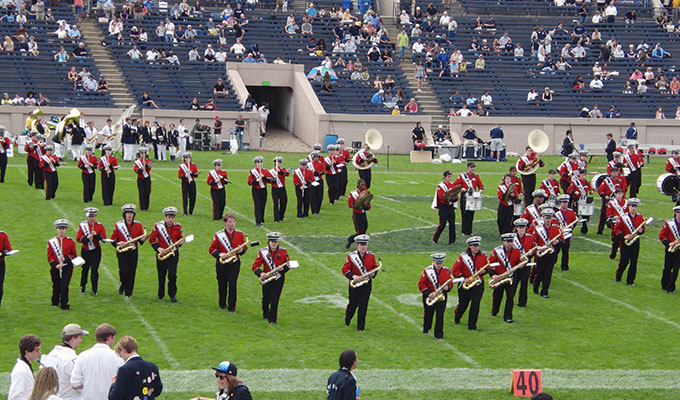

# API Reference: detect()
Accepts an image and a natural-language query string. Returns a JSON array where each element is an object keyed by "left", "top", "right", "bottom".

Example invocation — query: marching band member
[
  {"left": 606, "top": 189, "right": 628, "bottom": 259},
  {"left": 567, "top": 169, "right": 593, "bottom": 235},
  {"left": 270, "top": 156, "right": 289, "bottom": 223},
  {"left": 346, "top": 179, "right": 371, "bottom": 249},
  {"left": 577, "top": 150, "right": 589, "bottom": 170},
  {"left": 252, "top": 232, "right": 290, "bottom": 324},
  {"left": 47, "top": 219, "right": 78, "bottom": 310},
  {"left": 325, "top": 145, "right": 343, "bottom": 205},
  {"left": 665, "top": 150, "right": 680, "bottom": 175},
  {"left": 248, "top": 156, "right": 273, "bottom": 227},
  {"left": 528, "top": 208, "right": 562, "bottom": 298},
  {"left": 539, "top": 169, "right": 560, "bottom": 202},
  {"left": 452, "top": 236, "right": 488, "bottom": 331},
  {"left": 133, "top": 147, "right": 152, "bottom": 211},
  {"left": 342, "top": 234, "right": 379, "bottom": 331},
  {"left": 337, "top": 138, "right": 350, "bottom": 197},
  {"left": 432, "top": 170, "right": 457, "bottom": 245},
  {"left": 98, "top": 145, "right": 119, "bottom": 206},
  {"left": 308, "top": 143, "right": 322, "bottom": 162},
  {"left": 497, "top": 174, "right": 520, "bottom": 235},
  {"left": 0, "top": 228, "right": 12, "bottom": 308},
  {"left": 149, "top": 207, "right": 183, "bottom": 302},
  {"left": 512, "top": 218, "right": 535, "bottom": 307},
  {"left": 25, "top": 131, "right": 45, "bottom": 189},
  {"left": 418, "top": 253, "right": 452, "bottom": 338},
  {"left": 40, "top": 144, "right": 60, "bottom": 200},
  {"left": 454, "top": 162, "right": 484, "bottom": 236},
  {"left": 293, "top": 159, "right": 314, "bottom": 218},
  {"left": 207, "top": 159, "right": 230, "bottom": 221},
  {"left": 310, "top": 152, "right": 325, "bottom": 215},
  {"left": 613, "top": 198, "right": 644, "bottom": 285},
  {"left": 659, "top": 206, "right": 680, "bottom": 294},
  {"left": 209, "top": 213, "right": 247, "bottom": 311},
  {"left": 0, "top": 127, "right": 9, "bottom": 183},
  {"left": 521, "top": 189, "right": 546, "bottom": 226},
  {"left": 558, "top": 152, "right": 579, "bottom": 193},
  {"left": 596, "top": 164, "right": 627, "bottom": 235},
  {"left": 607, "top": 151, "right": 624, "bottom": 174},
  {"left": 76, "top": 207, "right": 106, "bottom": 296},
  {"left": 554, "top": 195, "right": 578, "bottom": 271},
  {"left": 354, "top": 143, "right": 378, "bottom": 189},
  {"left": 517, "top": 146, "right": 544, "bottom": 206},
  {"left": 623, "top": 142, "right": 643, "bottom": 198},
  {"left": 507, "top": 166, "right": 523, "bottom": 200},
  {"left": 178, "top": 153, "right": 199, "bottom": 216},
  {"left": 78, "top": 145, "right": 98, "bottom": 203},
  {"left": 110, "top": 204, "right": 147, "bottom": 298},
  {"left": 100, "top": 118, "right": 115, "bottom": 155},
  {"left": 488, "top": 233, "right": 523, "bottom": 323}
]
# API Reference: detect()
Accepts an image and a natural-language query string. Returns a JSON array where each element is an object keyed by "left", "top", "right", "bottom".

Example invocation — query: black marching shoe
[{"left": 170, "top": 296, "right": 178, "bottom": 302}]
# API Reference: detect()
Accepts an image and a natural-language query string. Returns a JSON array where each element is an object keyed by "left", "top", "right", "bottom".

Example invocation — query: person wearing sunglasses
[{"left": 195, "top": 361, "right": 251, "bottom": 400}]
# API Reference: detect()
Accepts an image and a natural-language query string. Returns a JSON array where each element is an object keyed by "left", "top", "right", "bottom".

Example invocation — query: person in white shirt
[
  {"left": 215, "top": 49, "right": 227, "bottom": 62},
  {"left": 230, "top": 38, "right": 246, "bottom": 57},
  {"left": 439, "top": 11, "right": 450, "bottom": 25},
  {"left": 84, "top": 121, "right": 98, "bottom": 145},
  {"left": 9, "top": 334, "right": 42, "bottom": 400},
  {"left": 164, "top": 19, "right": 175, "bottom": 43},
  {"left": 166, "top": 51, "right": 180, "bottom": 65},
  {"left": 70, "top": 324, "right": 122, "bottom": 400},
  {"left": 604, "top": 3, "right": 617, "bottom": 23},
  {"left": 41, "top": 324, "right": 88, "bottom": 400},
  {"left": 258, "top": 103, "right": 270, "bottom": 135},
  {"left": 589, "top": 75, "right": 604, "bottom": 89},
  {"left": 571, "top": 43, "right": 586, "bottom": 60},
  {"left": 100, "top": 119, "right": 115, "bottom": 152},
  {"left": 176, "top": 120, "right": 189, "bottom": 158},
  {"left": 456, "top": 104, "right": 473, "bottom": 117},
  {"left": 146, "top": 49, "right": 159, "bottom": 62},
  {"left": 127, "top": 45, "right": 142, "bottom": 61}
]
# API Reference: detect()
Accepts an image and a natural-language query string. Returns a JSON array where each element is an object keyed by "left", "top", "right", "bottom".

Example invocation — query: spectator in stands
[
  {"left": 37, "top": 93, "right": 49, "bottom": 106},
  {"left": 214, "top": 78, "right": 228, "bottom": 95},
  {"left": 82, "top": 75, "right": 98, "bottom": 91},
  {"left": 474, "top": 54, "right": 484, "bottom": 69},
  {"left": 306, "top": 2, "right": 317, "bottom": 17},
  {"left": 589, "top": 75, "right": 604, "bottom": 90},
  {"left": 204, "top": 45, "right": 215, "bottom": 62},
  {"left": 589, "top": 104, "right": 603, "bottom": 118},
  {"left": 230, "top": 39, "right": 244, "bottom": 58},
  {"left": 186, "top": 46, "right": 199, "bottom": 61},
  {"left": 54, "top": 46, "right": 69, "bottom": 63},
  {"left": 655, "top": 107, "right": 666, "bottom": 119},
  {"left": 397, "top": 28, "right": 408, "bottom": 60},
  {"left": 72, "top": 42, "right": 88, "bottom": 59},
  {"left": 350, "top": 69, "right": 361, "bottom": 80},
  {"left": 571, "top": 42, "right": 586, "bottom": 61},
  {"left": 69, "top": 24, "right": 82, "bottom": 40},
  {"left": 140, "top": 91, "right": 159, "bottom": 108},
  {"left": 605, "top": 106, "right": 621, "bottom": 118},
  {"left": 414, "top": 61, "right": 425, "bottom": 93},
  {"left": 242, "top": 53, "right": 256, "bottom": 63},
  {"left": 527, "top": 87, "right": 539, "bottom": 106},
  {"left": 23, "top": 92, "right": 36, "bottom": 106},
  {"left": 399, "top": 10, "right": 411, "bottom": 26},
  {"left": 301, "top": 18, "right": 313, "bottom": 35},
  {"left": 604, "top": 2, "right": 617, "bottom": 23},
  {"left": 203, "top": 99, "right": 217, "bottom": 111},
  {"left": 285, "top": 19, "right": 298, "bottom": 34},
  {"left": 457, "top": 104, "right": 472, "bottom": 117},
  {"left": 657, "top": 75, "right": 669, "bottom": 94},
  {"left": 321, "top": 81, "right": 333, "bottom": 92},
  {"left": 412, "top": 39, "right": 424, "bottom": 63},
  {"left": 215, "top": 48, "right": 227, "bottom": 63},
  {"left": 622, "top": 81, "right": 634, "bottom": 94},
  {"left": 405, "top": 98, "right": 418, "bottom": 113},
  {"left": 676, "top": 107, "right": 680, "bottom": 120},
  {"left": 98, "top": 76, "right": 108, "bottom": 92},
  {"left": 167, "top": 51, "right": 180, "bottom": 65},
  {"left": 120, "top": 3, "right": 131, "bottom": 19},
  {"left": 164, "top": 18, "right": 175, "bottom": 43},
  {"left": 670, "top": 77, "right": 680, "bottom": 95},
  {"left": 652, "top": 43, "right": 672, "bottom": 59},
  {"left": 127, "top": 45, "right": 142, "bottom": 61},
  {"left": 370, "top": 90, "right": 384, "bottom": 104},
  {"left": 189, "top": 97, "right": 200, "bottom": 111},
  {"left": 146, "top": 48, "right": 160, "bottom": 63}
]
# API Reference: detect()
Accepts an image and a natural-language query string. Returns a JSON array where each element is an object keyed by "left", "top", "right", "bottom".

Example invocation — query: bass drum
[
  {"left": 591, "top": 174, "right": 607, "bottom": 191},
  {"left": 657, "top": 173, "right": 680, "bottom": 196}
]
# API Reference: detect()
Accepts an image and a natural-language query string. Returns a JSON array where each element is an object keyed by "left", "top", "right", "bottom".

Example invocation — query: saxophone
[
  {"left": 462, "top": 262, "right": 500, "bottom": 290},
  {"left": 157, "top": 234, "right": 194, "bottom": 261},
  {"left": 219, "top": 235, "right": 249, "bottom": 264},
  {"left": 349, "top": 261, "right": 382, "bottom": 289},
  {"left": 116, "top": 230, "right": 147, "bottom": 253}
]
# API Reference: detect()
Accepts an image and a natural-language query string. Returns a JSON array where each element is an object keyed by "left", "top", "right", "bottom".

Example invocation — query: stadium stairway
[{"left": 79, "top": 20, "right": 137, "bottom": 108}]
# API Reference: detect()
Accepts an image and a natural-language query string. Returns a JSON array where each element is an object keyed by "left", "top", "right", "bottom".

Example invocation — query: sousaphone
[
  {"left": 353, "top": 129, "right": 382, "bottom": 170},
  {"left": 517, "top": 129, "right": 549, "bottom": 176}
]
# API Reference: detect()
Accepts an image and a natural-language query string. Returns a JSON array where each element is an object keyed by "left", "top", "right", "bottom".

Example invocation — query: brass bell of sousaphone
[
  {"left": 517, "top": 129, "right": 549, "bottom": 176},
  {"left": 353, "top": 129, "right": 383, "bottom": 170},
  {"left": 54, "top": 108, "right": 81, "bottom": 141}
]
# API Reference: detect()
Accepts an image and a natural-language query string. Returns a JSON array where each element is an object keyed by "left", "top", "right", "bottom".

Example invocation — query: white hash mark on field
[
  {"left": 152, "top": 172, "right": 481, "bottom": 367},
  {"left": 295, "top": 294, "right": 347, "bottom": 308}
]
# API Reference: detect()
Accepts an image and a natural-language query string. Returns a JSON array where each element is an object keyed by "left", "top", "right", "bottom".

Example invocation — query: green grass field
[{"left": 0, "top": 149, "right": 678, "bottom": 399}]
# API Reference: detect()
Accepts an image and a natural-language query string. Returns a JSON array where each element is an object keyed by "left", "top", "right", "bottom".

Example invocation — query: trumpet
[
  {"left": 425, "top": 277, "right": 465, "bottom": 306},
  {"left": 259, "top": 260, "right": 300, "bottom": 285},
  {"left": 349, "top": 260, "right": 382, "bottom": 289},
  {"left": 536, "top": 232, "right": 563, "bottom": 257},
  {"left": 489, "top": 259, "right": 536, "bottom": 289},
  {"left": 462, "top": 262, "right": 500, "bottom": 290},
  {"left": 624, "top": 217, "right": 654, "bottom": 246},
  {"left": 116, "top": 230, "right": 147, "bottom": 253},
  {"left": 157, "top": 234, "right": 194, "bottom": 261},
  {"left": 219, "top": 235, "right": 250, "bottom": 264}
]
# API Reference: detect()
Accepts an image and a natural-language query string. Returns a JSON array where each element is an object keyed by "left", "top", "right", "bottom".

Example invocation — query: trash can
[{"left": 324, "top": 134, "right": 338, "bottom": 152}]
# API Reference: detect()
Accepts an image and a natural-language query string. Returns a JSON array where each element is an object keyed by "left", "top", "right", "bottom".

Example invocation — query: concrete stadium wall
[{"left": 449, "top": 116, "right": 680, "bottom": 155}]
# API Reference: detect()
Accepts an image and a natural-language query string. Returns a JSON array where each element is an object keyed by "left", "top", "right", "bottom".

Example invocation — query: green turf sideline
[
  {"left": 2, "top": 368, "right": 680, "bottom": 393},
  {"left": 151, "top": 171, "right": 481, "bottom": 367}
]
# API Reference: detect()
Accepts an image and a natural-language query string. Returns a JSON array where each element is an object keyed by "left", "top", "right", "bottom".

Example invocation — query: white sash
[
  {"left": 41, "top": 155, "right": 55, "bottom": 172},
  {"left": 101, "top": 155, "right": 110, "bottom": 173},
  {"left": 48, "top": 237, "right": 64, "bottom": 264},
  {"left": 608, "top": 160, "right": 616, "bottom": 171},
  {"left": 563, "top": 161, "right": 574, "bottom": 176},
  {"left": 180, "top": 163, "right": 193, "bottom": 183},
  {"left": 210, "top": 170, "right": 223, "bottom": 189},
  {"left": 155, "top": 222, "right": 173, "bottom": 247},
  {"left": 555, "top": 210, "right": 567, "bottom": 227},
  {"left": 295, "top": 168, "right": 306, "bottom": 188},
  {"left": 513, "top": 236, "right": 525, "bottom": 254},
  {"left": 460, "top": 172, "right": 474, "bottom": 190},
  {"left": 521, "top": 155, "right": 530, "bottom": 165},
  {"left": 261, "top": 248, "right": 281, "bottom": 280},
  {"left": 668, "top": 219, "right": 680, "bottom": 241},
  {"left": 349, "top": 251, "right": 367, "bottom": 275},
  {"left": 216, "top": 230, "right": 233, "bottom": 252},
  {"left": 604, "top": 177, "right": 616, "bottom": 193},
  {"left": 135, "top": 159, "right": 149, "bottom": 178},
  {"left": 573, "top": 178, "right": 587, "bottom": 200},
  {"left": 35, "top": 144, "right": 43, "bottom": 158},
  {"left": 79, "top": 222, "right": 95, "bottom": 251},
  {"left": 432, "top": 182, "right": 449, "bottom": 209},
  {"left": 527, "top": 205, "right": 540, "bottom": 220},
  {"left": 543, "top": 179, "right": 557, "bottom": 195},
  {"left": 81, "top": 155, "right": 93, "bottom": 174},
  {"left": 499, "top": 184, "right": 508, "bottom": 194},
  {"left": 624, "top": 153, "right": 637, "bottom": 171},
  {"left": 610, "top": 199, "right": 626, "bottom": 218},
  {"left": 251, "top": 168, "right": 265, "bottom": 188},
  {"left": 324, "top": 157, "right": 336, "bottom": 174},
  {"left": 269, "top": 168, "right": 283, "bottom": 187},
  {"left": 116, "top": 221, "right": 133, "bottom": 241},
  {"left": 536, "top": 224, "right": 549, "bottom": 244},
  {"left": 494, "top": 246, "right": 511, "bottom": 269},
  {"left": 669, "top": 157, "right": 680, "bottom": 173},
  {"left": 424, "top": 265, "right": 440, "bottom": 289},
  {"left": 622, "top": 213, "right": 636, "bottom": 233},
  {"left": 461, "top": 253, "right": 476, "bottom": 275},
  {"left": 0, "top": 139, "right": 4, "bottom": 153}
]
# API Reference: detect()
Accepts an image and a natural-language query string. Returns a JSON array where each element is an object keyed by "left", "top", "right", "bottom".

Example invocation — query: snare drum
[
  {"left": 657, "top": 173, "right": 680, "bottom": 196},
  {"left": 513, "top": 201, "right": 524, "bottom": 217},
  {"left": 465, "top": 191, "right": 483, "bottom": 211},
  {"left": 591, "top": 174, "right": 607, "bottom": 192},
  {"left": 578, "top": 199, "right": 594, "bottom": 216}
]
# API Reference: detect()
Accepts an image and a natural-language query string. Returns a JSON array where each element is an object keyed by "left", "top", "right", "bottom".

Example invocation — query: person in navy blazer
[{"left": 109, "top": 336, "right": 162, "bottom": 400}]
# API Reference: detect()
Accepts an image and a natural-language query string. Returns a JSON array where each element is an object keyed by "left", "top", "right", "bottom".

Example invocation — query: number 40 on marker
[{"left": 511, "top": 369, "right": 542, "bottom": 397}]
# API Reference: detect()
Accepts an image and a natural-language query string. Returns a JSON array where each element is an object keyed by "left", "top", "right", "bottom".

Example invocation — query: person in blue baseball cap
[{"left": 201, "top": 361, "right": 251, "bottom": 400}]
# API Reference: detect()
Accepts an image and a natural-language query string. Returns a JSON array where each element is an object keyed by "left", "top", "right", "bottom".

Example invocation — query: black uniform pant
[
  {"left": 515, "top": 263, "right": 531, "bottom": 307},
  {"left": 460, "top": 194, "right": 475, "bottom": 235},
  {"left": 455, "top": 284, "right": 483, "bottom": 330},
  {"left": 211, "top": 187, "right": 226, "bottom": 221},
  {"left": 522, "top": 174, "right": 536, "bottom": 207},
  {"left": 597, "top": 197, "right": 608, "bottom": 234},
  {"left": 101, "top": 172, "right": 115, "bottom": 205},
  {"left": 560, "top": 179, "right": 570, "bottom": 194},
  {"left": 216, "top": 260, "right": 240, "bottom": 311},
  {"left": 533, "top": 253, "right": 555, "bottom": 296},
  {"left": 611, "top": 236, "right": 622, "bottom": 259},
  {"left": 661, "top": 250, "right": 680, "bottom": 292},
  {"left": 347, "top": 212, "right": 368, "bottom": 245},
  {"left": 627, "top": 170, "right": 642, "bottom": 198},
  {"left": 50, "top": 263, "right": 73, "bottom": 309},
  {"left": 0, "top": 152, "right": 6, "bottom": 182},
  {"left": 182, "top": 181, "right": 196, "bottom": 215},
  {"left": 346, "top": 280, "right": 372, "bottom": 330},
  {"left": 326, "top": 174, "right": 339, "bottom": 203},
  {"left": 272, "top": 187, "right": 288, "bottom": 222},
  {"left": 497, "top": 203, "right": 513, "bottom": 234},
  {"left": 339, "top": 168, "right": 348, "bottom": 196},
  {"left": 82, "top": 173, "right": 96, "bottom": 203},
  {"left": 311, "top": 180, "right": 324, "bottom": 214},
  {"left": 80, "top": 247, "right": 101, "bottom": 293},
  {"left": 554, "top": 238, "right": 571, "bottom": 271},
  {"left": 137, "top": 177, "right": 151, "bottom": 211},
  {"left": 157, "top": 253, "right": 179, "bottom": 299},
  {"left": 617, "top": 240, "right": 640, "bottom": 284},
  {"left": 252, "top": 187, "right": 267, "bottom": 224},
  {"left": 433, "top": 204, "right": 456, "bottom": 244},
  {"left": 295, "top": 186, "right": 310, "bottom": 217},
  {"left": 0, "top": 259, "right": 5, "bottom": 307},
  {"left": 262, "top": 275, "right": 285, "bottom": 323},
  {"left": 491, "top": 281, "right": 516, "bottom": 320},
  {"left": 28, "top": 157, "right": 44, "bottom": 188},
  {"left": 44, "top": 171, "right": 58, "bottom": 200},
  {"left": 117, "top": 249, "right": 138, "bottom": 296},
  {"left": 423, "top": 293, "right": 447, "bottom": 338},
  {"left": 358, "top": 168, "right": 372, "bottom": 189}
]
